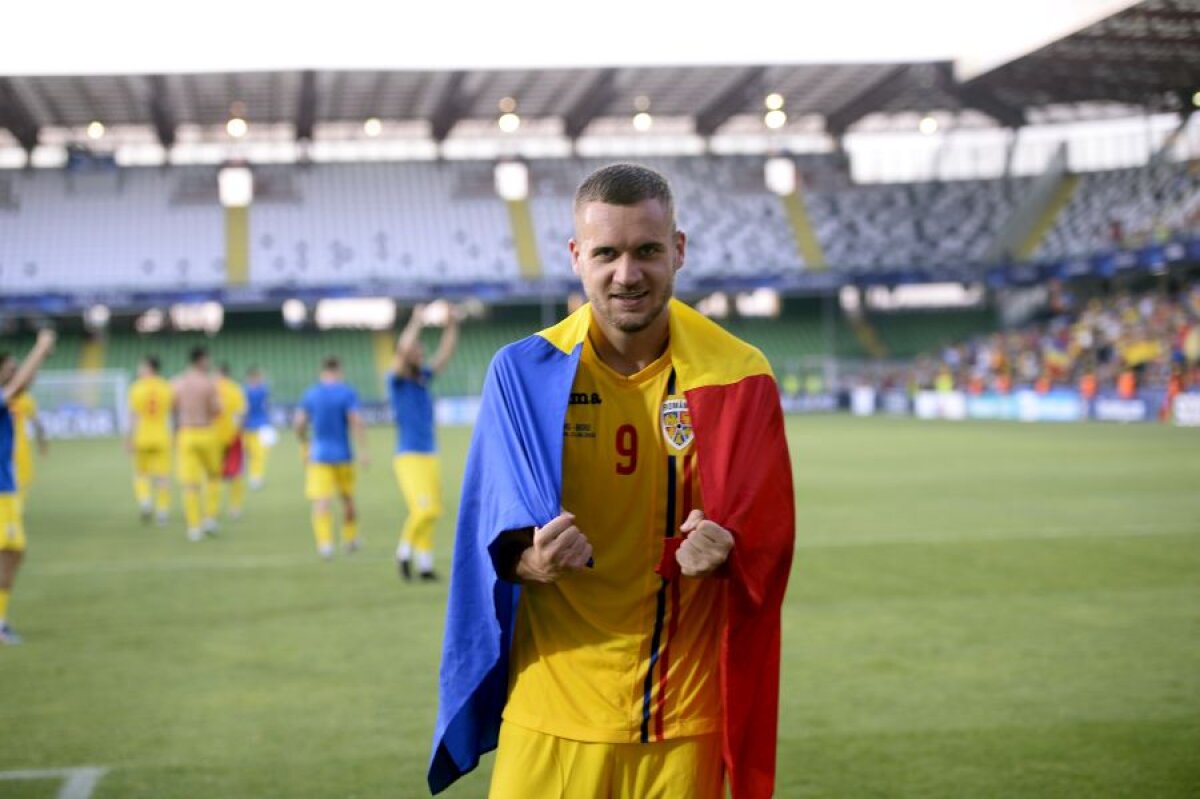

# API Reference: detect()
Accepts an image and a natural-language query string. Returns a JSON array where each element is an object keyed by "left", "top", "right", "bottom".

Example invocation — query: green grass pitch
[{"left": 1, "top": 416, "right": 1198, "bottom": 798}]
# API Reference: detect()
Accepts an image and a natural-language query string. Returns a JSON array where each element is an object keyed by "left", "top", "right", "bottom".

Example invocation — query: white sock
[
  {"left": 397, "top": 543, "right": 412, "bottom": 562},
  {"left": 417, "top": 551, "right": 434, "bottom": 573}
]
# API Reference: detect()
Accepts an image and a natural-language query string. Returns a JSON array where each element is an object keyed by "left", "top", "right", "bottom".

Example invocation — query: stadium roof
[{"left": 0, "top": 0, "right": 1196, "bottom": 152}]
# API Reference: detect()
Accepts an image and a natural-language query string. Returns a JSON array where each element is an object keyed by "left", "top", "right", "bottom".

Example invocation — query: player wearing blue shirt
[
  {"left": 0, "top": 329, "right": 56, "bottom": 645},
  {"left": 390, "top": 303, "right": 459, "bottom": 580},
  {"left": 293, "top": 357, "right": 368, "bottom": 560},
  {"left": 242, "top": 367, "right": 272, "bottom": 490}
]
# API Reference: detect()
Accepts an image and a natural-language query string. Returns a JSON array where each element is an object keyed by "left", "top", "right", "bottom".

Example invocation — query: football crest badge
[{"left": 660, "top": 397, "right": 694, "bottom": 450}]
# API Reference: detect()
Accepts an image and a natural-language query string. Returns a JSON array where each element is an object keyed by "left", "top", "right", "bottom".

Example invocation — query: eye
[
  {"left": 637, "top": 243, "right": 663, "bottom": 257},
  {"left": 592, "top": 247, "right": 617, "bottom": 260}
]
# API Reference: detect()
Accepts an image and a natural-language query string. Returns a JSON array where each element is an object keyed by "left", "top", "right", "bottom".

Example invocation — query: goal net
[{"left": 28, "top": 369, "right": 131, "bottom": 439}]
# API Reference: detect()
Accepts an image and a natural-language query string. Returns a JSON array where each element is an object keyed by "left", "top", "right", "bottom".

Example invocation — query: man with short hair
[
  {"left": 242, "top": 367, "right": 272, "bottom": 490},
  {"left": 127, "top": 355, "right": 174, "bottom": 524},
  {"left": 173, "top": 346, "right": 222, "bottom": 542},
  {"left": 0, "top": 329, "right": 57, "bottom": 644},
  {"left": 390, "top": 303, "right": 459, "bottom": 581},
  {"left": 431, "top": 164, "right": 795, "bottom": 799},
  {"left": 294, "top": 357, "right": 368, "bottom": 560}
]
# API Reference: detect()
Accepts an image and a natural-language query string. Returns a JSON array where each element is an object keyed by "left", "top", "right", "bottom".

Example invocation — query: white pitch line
[{"left": 0, "top": 767, "right": 108, "bottom": 799}]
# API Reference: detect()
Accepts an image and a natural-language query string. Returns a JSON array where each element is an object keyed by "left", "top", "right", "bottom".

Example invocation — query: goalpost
[{"left": 29, "top": 369, "right": 131, "bottom": 439}]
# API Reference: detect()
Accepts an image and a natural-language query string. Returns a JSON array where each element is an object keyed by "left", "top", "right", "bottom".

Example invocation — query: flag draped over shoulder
[{"left": 429, "top": 299, "right": 795, "bottom": 798}]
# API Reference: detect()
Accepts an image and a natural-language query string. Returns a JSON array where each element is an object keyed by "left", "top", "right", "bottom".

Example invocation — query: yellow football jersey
[
  {"left": 214, "top": 377, "right": 247, "bottom": 446},
  {"left": 128, "top": 376, "right": 174, "bottom": 449},
  {"left": 11, "top": 392, "right": 37, "bottom": 486},
  {"left": 504, "top": 335, "right": 724, "bottom": 744}
]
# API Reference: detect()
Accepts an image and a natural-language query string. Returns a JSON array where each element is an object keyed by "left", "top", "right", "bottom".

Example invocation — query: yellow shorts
[
  {"left": 0, "top": 494, "right": 25, "bottom": 552},
  {"left": 134, "top": 445, "right": 172, "bottom": 477},
  {"left": 305, "top": 463, "right": 355, "bottom": 501},
  {"left": 392, "top": 453, "right": 442, "bottom": 515},
  {"left": 488, "top": 722, "right": 723, "bottom": 799},
  {"left": 176, "top": 427, "right": 221, "bottom": 484}
]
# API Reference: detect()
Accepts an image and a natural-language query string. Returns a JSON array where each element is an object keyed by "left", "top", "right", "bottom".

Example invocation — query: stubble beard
[{"left": 591, "top": 274, "right": 675, "bottom": 335}]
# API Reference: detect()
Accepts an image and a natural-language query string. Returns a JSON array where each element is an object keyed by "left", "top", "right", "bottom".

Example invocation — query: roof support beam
[
  {"left": 296, "top": 70, "right": 317, "bottom": 141},
  {"left": 824, "top": 65, "right": 912, "bottom": 137},
  {"left": 695, "top": 66, "right": 765, "bottom": 136},
  {"left": 0, "top": 78, "right": 39, "bottom": 152},
  {"left": 561, "top": 69, "right": 617, "bottom": 139},
  {"left": 427, "top": 71, "right": 468, "bottom": 142},
  {"left": 146, "top": 75, "right": 176, "bottom": 148},
  {"left": 936, "top": 63, "right": 1026, "bottom": 128}
]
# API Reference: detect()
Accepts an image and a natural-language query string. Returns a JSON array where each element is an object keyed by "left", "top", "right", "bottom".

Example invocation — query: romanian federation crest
[{"left": 660, "top": 397, "right": 693, "bottom": 451}]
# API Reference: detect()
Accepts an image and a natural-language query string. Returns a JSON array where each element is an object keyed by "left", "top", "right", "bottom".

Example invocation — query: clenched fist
[
  {"left": 676, "top": 510, "right": 734, "bottom": 577},
  {"left": 516, "top": 512, "right": 593, "bottom": 584}
]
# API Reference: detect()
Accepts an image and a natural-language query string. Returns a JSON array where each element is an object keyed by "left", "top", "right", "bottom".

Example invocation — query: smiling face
[{"left": 569, "top": 198, "right": 685, "bottom": 338}]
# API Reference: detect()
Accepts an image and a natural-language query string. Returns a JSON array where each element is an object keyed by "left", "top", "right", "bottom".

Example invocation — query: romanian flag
[{"left": 429, "top": 299, "right": 795, "bottom": 798}]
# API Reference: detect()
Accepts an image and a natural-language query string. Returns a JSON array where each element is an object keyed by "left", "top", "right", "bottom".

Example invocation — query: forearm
[{"left": 6, "top": 341, "right": 52, "bottom": 396}]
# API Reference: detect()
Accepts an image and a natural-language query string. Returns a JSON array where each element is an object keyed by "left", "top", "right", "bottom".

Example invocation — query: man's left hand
[{"left": 676, "top": 510, "right": 734, "bottom": 577}]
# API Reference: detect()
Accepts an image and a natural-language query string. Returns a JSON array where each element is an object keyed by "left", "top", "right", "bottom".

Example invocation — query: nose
[{"left": 612, "top": 253, "right": 642, "bottom": 287}]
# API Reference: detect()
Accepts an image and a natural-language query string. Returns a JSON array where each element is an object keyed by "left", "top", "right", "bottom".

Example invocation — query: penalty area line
[{"left": 0, "top": 767, "right": 109, "bottom": 799}]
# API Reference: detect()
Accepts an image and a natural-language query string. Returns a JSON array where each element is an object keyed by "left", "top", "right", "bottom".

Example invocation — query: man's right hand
[
  {"left": 36, "top": 328, "right": 57, "bottom": 351},
  {"left": 516, "top": 512, "right": 592, "bottom": 584}
]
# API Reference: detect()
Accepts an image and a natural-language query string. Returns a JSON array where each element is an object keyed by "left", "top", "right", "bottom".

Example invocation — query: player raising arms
[
  {"left": 294, "top": 357, "right": 368, "bottom": 560},
  {"left": 10, "top": 378, "right": 47, "bottom": 517},
  {"left": 127, "top": 355, "right": 174, "bottom": 525},
  {"left": 173, "top": 346, "right": 222, "bottom": 542},
  {"left": 0, "top": 329, "right": 56, "bottom": 645},
  {"left": 389, "top": 303, "right": 459, "bottom": 581}
]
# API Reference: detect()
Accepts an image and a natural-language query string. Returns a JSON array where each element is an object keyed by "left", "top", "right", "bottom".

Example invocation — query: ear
[
  {"left": 569, "top": 238, "right": 582, "bottom": 277},
  {"left": 673, "top": 229, "right": 686, "bottom": 273}
]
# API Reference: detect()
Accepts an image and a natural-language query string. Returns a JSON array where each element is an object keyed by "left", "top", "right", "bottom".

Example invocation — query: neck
[{"left": 589, "top": 309, "right": 670, "bottom": 376}]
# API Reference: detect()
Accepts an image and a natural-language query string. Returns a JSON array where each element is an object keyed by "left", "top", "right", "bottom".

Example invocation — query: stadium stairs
[
  {"left": 780, "top": 190, "right": 827, "bottom": 269},
  {"left": 1016, "top": 174, "right": 1080, "bottom": 260}
]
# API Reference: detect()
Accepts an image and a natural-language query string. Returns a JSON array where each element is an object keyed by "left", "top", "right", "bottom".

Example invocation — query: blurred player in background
[
  {"left": 127, "top": 355, "right": 174, "bottom": 525},
  {"left": 242, "top": 367, "right": 272, "bottom": 490},
  {"left": 173, "top": 347, "right": 221, "bottom": 542},
  {"left": 294, "top": 357, "right": 368, "bottom": 560},
  {"left": 390, "top": 303, "right": 459, "bottom": 581},
  {"left": 213, "top": 364, "right": 248, "bottom": 520},
  {"left": 11, "top": 380, "right": 47, "bottom": 511},
  {"left": 0, "top": 329, "right": 56, "bottom": 644}
]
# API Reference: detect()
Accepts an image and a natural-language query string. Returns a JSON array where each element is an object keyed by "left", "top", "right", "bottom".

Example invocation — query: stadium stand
[
  {"left": 0, "top": 166, "right": 225, "bottom": 292},
  {"left": 4, "top": 159, "right": 1197, "bottom": 296},
  {"left": 249, "top": 162, "right": 520, "bottom": 286},
  {"left": 901, "top": 281, "right": 1200, "bottom": 397},
  {"left": 806, "top": 177, "right": 1032, "bottom": 271},
  {"left": 1034, "top": 160, "right": 1200, "bottom": 260}
]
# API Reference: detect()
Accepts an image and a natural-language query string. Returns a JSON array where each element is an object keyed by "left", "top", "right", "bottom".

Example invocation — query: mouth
[{"left": 610, "top": 290, "right": 649, "bottom": 309}]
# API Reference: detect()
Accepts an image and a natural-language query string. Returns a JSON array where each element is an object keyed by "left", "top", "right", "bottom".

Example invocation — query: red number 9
[{"left": 616, "top": 424, "right": 637, "bottom": 475}]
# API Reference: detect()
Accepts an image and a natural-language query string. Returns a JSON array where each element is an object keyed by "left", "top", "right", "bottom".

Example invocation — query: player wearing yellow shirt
[
  {"left": 127, "top": 356, "right": 174, "bottom": 525},
  {"left": 1, "top": 330, "right": 56, "bottom": 645},
  {"left": 10, "top": 388, "right": 47, "bottom": 503},
  {"left": 502, "top": 337, "right": 722, "bottom": 750},
  {"left": 213, "top": 364, "right": 248, "bottom": 520},
  {"left": 487, "top": 165, "right": 735, "bottom": 798}
]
